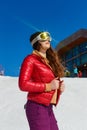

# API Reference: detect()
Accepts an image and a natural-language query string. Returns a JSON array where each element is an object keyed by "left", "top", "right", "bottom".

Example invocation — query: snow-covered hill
[{"left": 0, "top": 76, "right": 87, "bottom": 130}]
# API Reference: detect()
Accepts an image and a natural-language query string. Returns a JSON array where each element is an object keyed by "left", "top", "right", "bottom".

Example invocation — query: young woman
[{"left": 18, "top": 31, "right": 65, "bottom": 130}]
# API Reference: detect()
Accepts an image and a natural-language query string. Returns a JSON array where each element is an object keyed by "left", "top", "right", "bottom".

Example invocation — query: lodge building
[{"left": 56, "top": 29, "right": 87, "bottom": 77}]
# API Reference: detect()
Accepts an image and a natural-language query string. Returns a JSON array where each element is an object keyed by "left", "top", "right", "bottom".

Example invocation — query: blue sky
[{"left": 0, "top": 0, "right": 87, "bottom": 76}]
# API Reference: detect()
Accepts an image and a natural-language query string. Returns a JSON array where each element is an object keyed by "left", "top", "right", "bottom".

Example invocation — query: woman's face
[{"left": 39, "top": 40, "right": 50, "bottom": 51}]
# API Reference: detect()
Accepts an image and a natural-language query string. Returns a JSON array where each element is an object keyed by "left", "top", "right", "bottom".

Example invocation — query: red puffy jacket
[{"left": 18, "top": 53, "right": 61, "bottom": 106}]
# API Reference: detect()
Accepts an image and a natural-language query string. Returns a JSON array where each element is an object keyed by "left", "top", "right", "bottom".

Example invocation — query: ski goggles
[{"left": 31, "top": 32, "right": 52, "bottom": 45}]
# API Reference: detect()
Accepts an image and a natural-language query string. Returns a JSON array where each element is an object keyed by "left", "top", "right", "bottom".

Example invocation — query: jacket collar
[{"left": 33, "top": 50, "right": 52, "bottom": 70}]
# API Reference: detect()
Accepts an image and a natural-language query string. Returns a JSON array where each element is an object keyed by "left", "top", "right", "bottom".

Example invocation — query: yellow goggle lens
[
  {"left": 31, "top": 32, "right": 52, "bottom": 45},
  {"left": 40, "top": 32, "right": 50, "bottom": 40}
]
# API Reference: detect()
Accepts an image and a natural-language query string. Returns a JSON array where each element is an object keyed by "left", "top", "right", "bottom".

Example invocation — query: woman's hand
[
  {"left": 59, "top": 81, "right": 65, "bottom": 92},
  {"left": 50, "top": 77, "right": 60, "bottom": 90},
  {"left": 45, "top": 78, "right": 65, "bottom": 92}
]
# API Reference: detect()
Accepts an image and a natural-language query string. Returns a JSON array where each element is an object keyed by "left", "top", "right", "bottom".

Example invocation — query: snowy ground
[{"left": 0, "top": 76, "right": 87, "bottom": 130}]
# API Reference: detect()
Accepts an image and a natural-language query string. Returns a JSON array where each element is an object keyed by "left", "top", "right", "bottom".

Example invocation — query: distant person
[
  {"left": 0, "top": 70, "right": 4, "bottom": 75},
  {"left": 64, "top": 67, "right": 70, "bottom": 77},
  {"left": 73, "top": 65, "right": 78, "bottom": 77},
  {"left": 78, "top": 70, "right": 82, "bottom": 77},
  {"left": 18, "top": 31, "right": 65, "bottom": 130},
  {"left": 0, "top": 65, "right": 4, "bottom": 76}
]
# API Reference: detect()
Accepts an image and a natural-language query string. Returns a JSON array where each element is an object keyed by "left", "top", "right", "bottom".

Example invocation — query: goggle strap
[
  {"left": 31, "top": 37, "right": 38, "bottom": 45},
  {"left": 31, "top": 32, "right": 51, "bottom": 45}
]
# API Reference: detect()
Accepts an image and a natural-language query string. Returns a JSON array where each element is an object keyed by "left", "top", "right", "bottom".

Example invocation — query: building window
[
  {"left": 73, "top": 57, "right": 80, "bottom": 66},
  {"left": 81, "top": 53, "right": 87, "bottom": 64},
  {"left": 72, "top": 46, "right": 79, "bottom": 56},
  {"left": 66, "top": 60, "right": 73, "bottom": 71},
  {"left": 79, "top": 42, "right": 87, "bottom": 53},
  {"left": 65, "top": 50, "right": 73, "bottom": 60}
]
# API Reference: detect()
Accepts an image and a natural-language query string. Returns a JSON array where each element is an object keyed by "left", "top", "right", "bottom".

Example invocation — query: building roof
[{"left": 56, "top": 29, "right": 87, "bottom": 54}]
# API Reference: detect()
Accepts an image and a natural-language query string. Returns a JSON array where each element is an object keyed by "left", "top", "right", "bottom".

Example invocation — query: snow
[{"left": 0, "top": 76, "right": 87, "bottom": 130}]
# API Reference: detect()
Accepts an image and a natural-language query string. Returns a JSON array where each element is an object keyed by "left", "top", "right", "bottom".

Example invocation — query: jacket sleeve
[{"left": 18, "top": 56, "right": 46, "bottom": 93}]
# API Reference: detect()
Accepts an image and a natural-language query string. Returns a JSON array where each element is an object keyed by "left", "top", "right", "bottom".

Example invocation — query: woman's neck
[{"left": 39, "top": 50, "right": 46, "bottom": 58}]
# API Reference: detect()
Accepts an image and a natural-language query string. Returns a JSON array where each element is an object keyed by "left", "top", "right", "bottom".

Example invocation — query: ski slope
[{"left": 0, "top": 76, "right": 87, "bottom": 130}]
